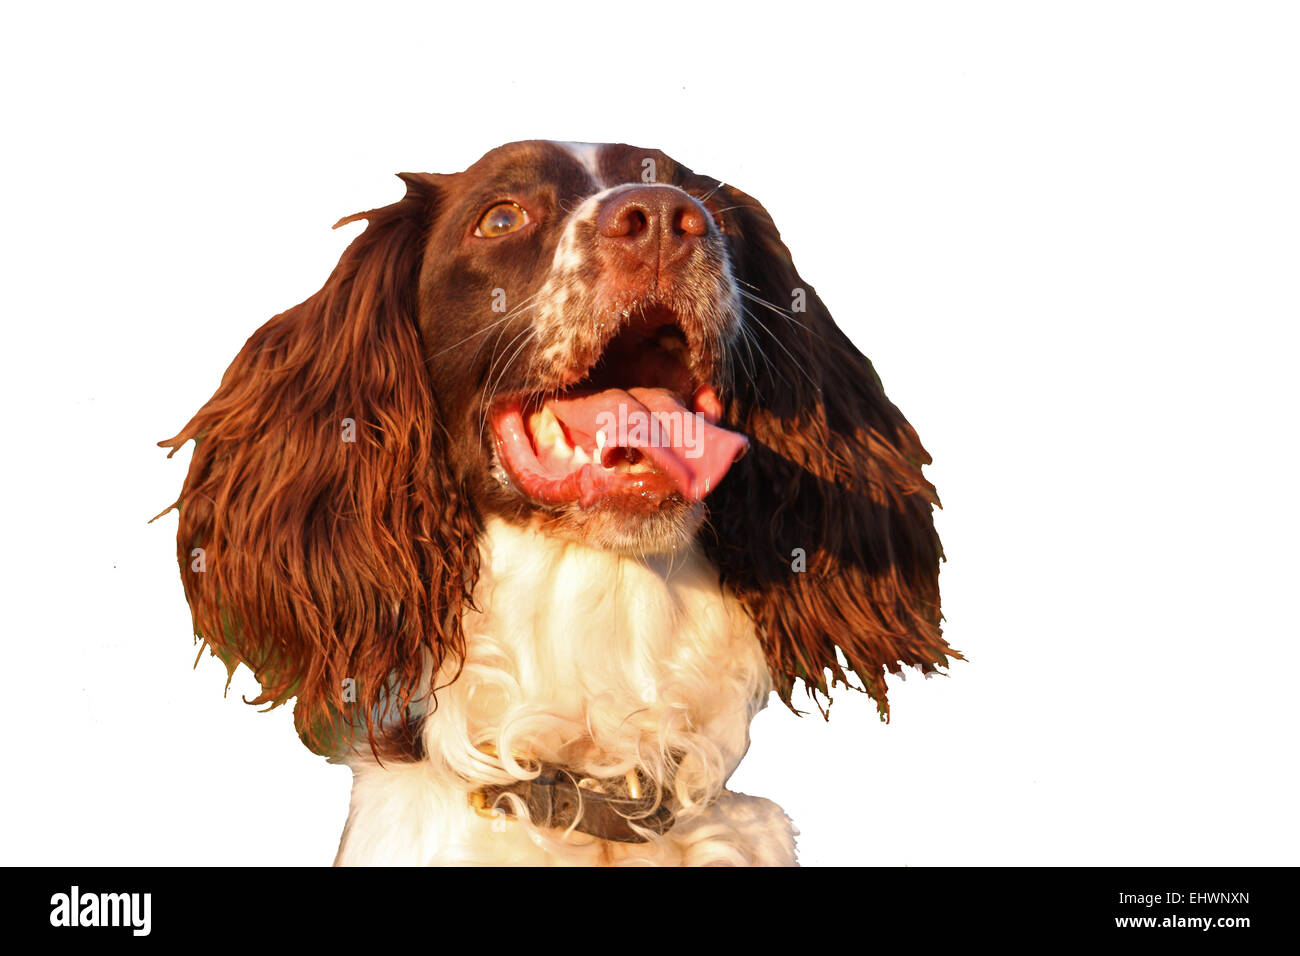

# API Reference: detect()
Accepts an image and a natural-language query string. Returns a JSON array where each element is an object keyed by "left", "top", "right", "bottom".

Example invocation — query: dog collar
[{"left": 469, "top": 763, "right": 676, "bottom": 844}]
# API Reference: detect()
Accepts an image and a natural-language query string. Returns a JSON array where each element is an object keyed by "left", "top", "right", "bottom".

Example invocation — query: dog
[{"left": 160, "top": 140, "right": 955, "bottom": 865}]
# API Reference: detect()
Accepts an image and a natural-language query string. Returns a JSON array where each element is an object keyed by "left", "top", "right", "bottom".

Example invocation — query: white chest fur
[{"left": 334, "top": 517, "right": 797, "bottom": 866}]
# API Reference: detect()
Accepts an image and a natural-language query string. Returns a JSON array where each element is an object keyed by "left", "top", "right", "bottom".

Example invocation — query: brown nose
[{"left": 596, "top": 186, "right": 711, "bottom": 272}]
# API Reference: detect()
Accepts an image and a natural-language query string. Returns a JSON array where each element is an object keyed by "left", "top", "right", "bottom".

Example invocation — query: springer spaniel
[{"left": 160, "top": 141, "right": 955, "bottom": 866}]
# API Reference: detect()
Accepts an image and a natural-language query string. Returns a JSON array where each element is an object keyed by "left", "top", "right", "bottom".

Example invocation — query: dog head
[{"left": 161, "top": 141, "right": 953, "bottom": 756}]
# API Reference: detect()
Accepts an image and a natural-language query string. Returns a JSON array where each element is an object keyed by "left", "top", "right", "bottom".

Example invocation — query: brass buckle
[
  {"left": 574, "top": 768, "right": 643, "bottom": 799},
  {"left": 469, "top": 742, "right": 513, "bottom": 822},
  {"left": 469, "top": 789, "right": 503, "bottom": 820}
]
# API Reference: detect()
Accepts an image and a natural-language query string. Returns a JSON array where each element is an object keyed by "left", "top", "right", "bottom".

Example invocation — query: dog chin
[{"left": 536, "top": 498, "right": 706, "bottom": 556}]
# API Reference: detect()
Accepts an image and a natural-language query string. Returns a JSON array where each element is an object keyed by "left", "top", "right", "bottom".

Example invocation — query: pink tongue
[{"left": 545, "top": 387, "right": 748, "bottom": 501}]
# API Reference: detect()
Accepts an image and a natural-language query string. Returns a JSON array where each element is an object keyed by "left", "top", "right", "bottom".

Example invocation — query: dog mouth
[{"left": 489, "top": 305, "right": 748, "bottom": 510}]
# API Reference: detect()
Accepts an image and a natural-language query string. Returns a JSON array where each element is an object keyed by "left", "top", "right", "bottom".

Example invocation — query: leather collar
[{"left": 471, "top": 765, "right": 676, "bottom": 844}]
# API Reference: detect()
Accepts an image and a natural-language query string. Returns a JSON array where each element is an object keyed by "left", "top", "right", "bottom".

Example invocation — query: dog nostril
[
  {"left": 603, "top": 206, "right": 649, "bottom": 239},
  {"left": 677, "top": 206, "right": 709, "bottom": 237},
  {"left": 624, "top": 209, "right": 648, "bottom": 236}
]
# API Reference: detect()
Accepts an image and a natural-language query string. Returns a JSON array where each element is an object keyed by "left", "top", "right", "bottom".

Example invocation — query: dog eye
[{"left": 476, "top": 202, "right": 528, "bottom": 238}]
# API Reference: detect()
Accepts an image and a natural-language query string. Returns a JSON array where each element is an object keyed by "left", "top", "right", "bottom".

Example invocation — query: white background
[{"left": 2, "top": 1, "right": 1296, "bottom": 866}]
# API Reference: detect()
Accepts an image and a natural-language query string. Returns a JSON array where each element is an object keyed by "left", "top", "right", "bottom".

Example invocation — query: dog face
[
  {"left": 406, "top": 141, "right": 749, "bottom": 553},
  {"left": 162, "top": 141, "right": 953, "bottom": 757}
]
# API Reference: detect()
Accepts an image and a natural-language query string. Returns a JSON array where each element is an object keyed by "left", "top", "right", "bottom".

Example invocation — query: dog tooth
[{"left": 529, "top": 406, "right": 571, "bottom": 454}]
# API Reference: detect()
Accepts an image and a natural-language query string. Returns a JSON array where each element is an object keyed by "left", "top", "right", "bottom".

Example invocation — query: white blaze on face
[
  {"left": 532, "top": 184, "right": 622, "bottom": 369},
  {"left": 557, "top": 141, "right": 606, "bottom": 187}
]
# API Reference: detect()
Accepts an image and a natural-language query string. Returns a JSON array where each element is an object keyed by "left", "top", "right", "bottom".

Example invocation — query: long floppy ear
[
  {"left": 158, "top": 174, "right": 479, "bottom": 758},
  {"left": 704, "top": 184, "right": 959, "bottom": 719}
]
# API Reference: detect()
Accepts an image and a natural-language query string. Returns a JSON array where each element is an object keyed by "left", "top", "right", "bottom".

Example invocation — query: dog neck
[{"left": 418, "top": 515, "right": 771, "bottom": 802}]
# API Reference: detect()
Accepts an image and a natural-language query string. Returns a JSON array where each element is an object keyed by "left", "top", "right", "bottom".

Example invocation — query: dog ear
[
  {"left": 704, "top": 184, "right": 959, "bottom": 719},
  {"left": 159, "top": 175, "right": 480, "bottom": 758}
]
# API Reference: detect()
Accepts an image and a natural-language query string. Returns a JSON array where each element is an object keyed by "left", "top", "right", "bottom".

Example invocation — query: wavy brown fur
[
  {"left": 704, "top": 185, "right": 959, "bottom": 718},
  {"left": 158, "top": 183, "right": 480, "bottom": 759}
]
